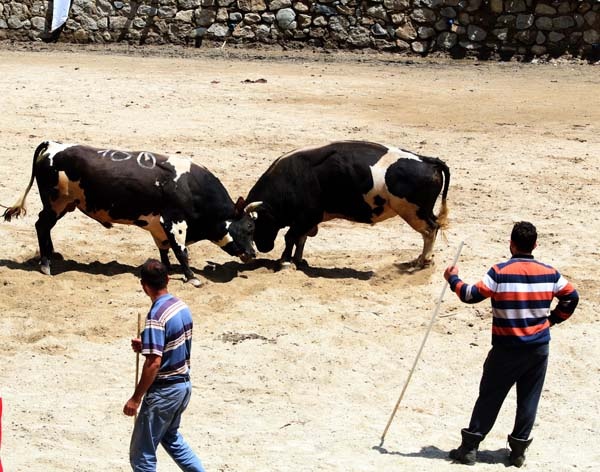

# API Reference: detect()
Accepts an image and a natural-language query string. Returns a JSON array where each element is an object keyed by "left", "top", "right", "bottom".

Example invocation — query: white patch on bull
[
  {"left": 45, "top": 141, "right": 75, "bottom": 166},
  {"left": 363, "top": 151, "right": 397, "bottom": 223},
  {"left": 383, "top": 145, "right": 421, "bottom": 161},
  {"left": 362, "top": 149, "right": 427, "bottom": 224},
  {"left": 213, "top": 221, "right": 234, "bottom": 247},
  {"left": 170, "top": 220, "right": 188, "bottom": 252},
  {"left": 166, "top": 155, "right": 192, "bottom": 182}
]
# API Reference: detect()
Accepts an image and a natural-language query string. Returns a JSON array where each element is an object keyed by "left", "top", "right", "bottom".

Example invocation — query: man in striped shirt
[
  {"left": 443, "top": 221, "right": 578, "bottom": 467},
  {"left": 123, "top": 259, "right": 205, "bottom": 472}
]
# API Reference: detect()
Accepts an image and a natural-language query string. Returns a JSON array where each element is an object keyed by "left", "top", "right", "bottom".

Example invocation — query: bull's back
[
  {"left": 36, "top": 143, "right": 195, "bottom": 223},
  {"left": 384, "top": 155, "right": 444, "bottom": 201},
  {"left": 249, "top": 141, "right": 445, "bottom": 226},
  {"left": 248, "top": 141, "right": 389, "bottom": 221}
]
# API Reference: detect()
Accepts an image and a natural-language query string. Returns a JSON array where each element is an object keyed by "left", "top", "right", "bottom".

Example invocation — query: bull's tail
[
  {"left": 2, "top": 141, "right": 49, "bottom": 222},
  {"left": 436, "top": 159, "right": 450, "bottom": 231},
  {"left": 418, "top": 154, "right": 451, "bottom": 230}
]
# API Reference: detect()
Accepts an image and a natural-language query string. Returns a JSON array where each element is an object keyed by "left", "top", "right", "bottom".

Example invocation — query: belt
[{"left": 152, "top": 375, "right": 190, "bottom": 386}]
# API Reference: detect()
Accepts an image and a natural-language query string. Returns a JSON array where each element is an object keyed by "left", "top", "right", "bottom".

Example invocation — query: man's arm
[
  {"left": 123, "top": 354, "right": 161, "bottom": 417},
  {"left": 444, "top": 265, "right": 492, "bottom": 304},
  {"left": 548, "top": 278, "right": 579, "bottom": 326}
]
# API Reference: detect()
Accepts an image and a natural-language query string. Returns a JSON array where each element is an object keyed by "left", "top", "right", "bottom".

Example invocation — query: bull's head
[
  {"left": 217, "top": 198, "right": 263, "bottom": 263},
  {"left": 247, "top": 201, "right": 279, "bottom": 254}
]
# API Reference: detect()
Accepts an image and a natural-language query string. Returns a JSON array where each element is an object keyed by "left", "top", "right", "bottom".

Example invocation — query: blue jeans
[
  {"left": 130, "top": 381, "right": 205, "bottom": 472},
  {"left": 468, "top": 343, "right": 549, "bottom": 440}
]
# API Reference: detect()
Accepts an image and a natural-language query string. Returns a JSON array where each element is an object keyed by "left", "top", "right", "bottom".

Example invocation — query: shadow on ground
[
  {"left": 0, "top": 255, "right": 410, "bottom": 284},
  {"left": 373, "top": 444, "right": 509, "bottom": 465}
]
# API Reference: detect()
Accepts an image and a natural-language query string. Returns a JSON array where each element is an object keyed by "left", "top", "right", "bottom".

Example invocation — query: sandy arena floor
[{"left": 0, "top": 42, "right": 598, "bottom": 471}]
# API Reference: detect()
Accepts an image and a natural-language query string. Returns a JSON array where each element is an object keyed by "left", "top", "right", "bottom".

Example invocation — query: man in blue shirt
[{"left": 123, "top": 258, "right": 205, "bottom": 472}]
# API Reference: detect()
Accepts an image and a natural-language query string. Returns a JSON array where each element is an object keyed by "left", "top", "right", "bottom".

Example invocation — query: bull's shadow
[
  {"left": 195, "top": 258, "right": 281, "bottom": 283},
  {"left": 0, "top": 256, "right": 373, "bottom": 283},
  {"left": 0, "top": 256, "right": 262, "bottom": 283},
  {"left": 0, "top": 256, "right": 138, "bottom": 277},
  {"left": 0, "top": 256, "right": 280, "bottom": 283},
  {"left": 297, "top": 263, "right": 373, "bottom": 280},
  {"left": 0, "top": 255, "right": 261, "bottom": 283},
  {"left": 202, "top": 258, "right": 374, "bottom": 282},
  {"left": 373, "top": 444, "right": 509, "bottom": 465}
]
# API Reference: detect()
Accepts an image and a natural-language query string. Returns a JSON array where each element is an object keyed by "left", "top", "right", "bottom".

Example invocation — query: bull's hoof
[
  {"left": 395, "top": 257, "right": 434, "bottom": 274},
  {"left": 411, "top": 256, "right": 434, "bottom": 269},
  {"left": 292, "top": 259, "right": 308, "bottom": 269},
  {"left": 279, "top": 261, "right": 295, "bottom": 271},
  {"left": 186, "top": 277, "right": 203, "bottom": 288},
  {"left": 419, "top": 258, "right": 434, "bottom": 268},
  {"left": 40, "top": 264, "right": 51, "bottom": 276}
]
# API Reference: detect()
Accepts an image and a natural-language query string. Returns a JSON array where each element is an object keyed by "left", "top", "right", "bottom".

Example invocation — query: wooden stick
[
  {"left": 379, "top": 241, "right": 464, "bottom": 447},
  {"left": 134, "top": 311, "right": 142, "bottom": 422}
]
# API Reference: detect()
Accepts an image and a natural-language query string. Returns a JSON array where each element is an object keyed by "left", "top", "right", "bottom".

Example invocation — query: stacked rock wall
[{"left": 1, "top": 0, "right": 599, "bottom": 59}]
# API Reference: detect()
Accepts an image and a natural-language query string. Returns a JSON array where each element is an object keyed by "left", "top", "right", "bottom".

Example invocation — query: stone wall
[{"left": 1, "top": 0, "right": 599, "bottom": 59}]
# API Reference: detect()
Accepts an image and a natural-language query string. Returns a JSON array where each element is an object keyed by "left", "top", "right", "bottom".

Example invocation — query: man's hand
[
  {"left": 123, "top": 354, "right": 161, "bottom": 417},
  {"left": 123, "top": 397, "right": 140, "bottom": 417},
  {"left": 131, "top": 338, "right": 142, "bottom": 353},
  {"left": 444, "top": 265, "right": 459, "bottom": 281}
]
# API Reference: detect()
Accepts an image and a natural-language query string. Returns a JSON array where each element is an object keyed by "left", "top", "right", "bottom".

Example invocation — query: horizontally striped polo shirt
[
  {"left": 448, "top": 255, "right": 579, "bottom": 346},
  {"left": 141, "top": 293, "right": 193, "bottom": 382}
]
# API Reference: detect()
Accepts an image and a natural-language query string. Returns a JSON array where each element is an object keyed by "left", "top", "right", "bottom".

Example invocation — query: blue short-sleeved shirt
[{"left": 141, "top": 294, "right": 193, "bottom": 381}]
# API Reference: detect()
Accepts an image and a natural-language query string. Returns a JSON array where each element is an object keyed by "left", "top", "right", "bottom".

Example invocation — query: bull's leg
[
  {"left": 280, "top": 230, "right": 296, "bottom": 268},
  {"left": 149, "top": 234, "right": 172, "bottom": 271},
  {"left": 416, "top": 227, "right": 438, "bottom": 268},
  {"left": 292, "top": 235, "right": 308, "bottom": 266},
  {"left": 394, "top": 207, "right": 439, "bottom": 268},
  {"left": 160, "top": 217, "right": 201, "bottom": 287},
  {"left": 281, "top": 220, "right": 318, "bottom": 269},
  {"left": 158, "top": 248, "right": 172, "bottom": 271},
  {"left": 35, "top": 208, "right": 59, "bottom": 275}
]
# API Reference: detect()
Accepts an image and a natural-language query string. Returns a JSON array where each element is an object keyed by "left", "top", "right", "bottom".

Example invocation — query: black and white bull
[
  {"left": 3, "top": 141, "right": 261, "bottom": 286},
  {"left": 245, "top": 140, "right": 450, "bottom": 269}
]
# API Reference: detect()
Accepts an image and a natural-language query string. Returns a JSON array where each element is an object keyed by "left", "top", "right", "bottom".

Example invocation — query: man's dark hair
[
  {"left": 511, "top": 221, "right": 537, "bottom": 253},
  {"left": 140, "top": 258, "right": 168, "bottom": 290}
]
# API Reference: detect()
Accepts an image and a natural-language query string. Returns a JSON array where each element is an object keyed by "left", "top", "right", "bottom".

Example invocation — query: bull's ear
[{"left": 234, "top": 197, "right": 246, "bottom": 217}]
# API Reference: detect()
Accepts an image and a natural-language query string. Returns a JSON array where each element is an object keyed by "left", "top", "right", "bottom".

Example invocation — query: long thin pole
[
  {"left": 134, "top": 312, "right": 142, "bottom": 422},
  {"left": 0, "top": 396, "right": 3, "bottom": 472},
  {"left": 379, "top": 241, "right": 464, "bottom": 447}
]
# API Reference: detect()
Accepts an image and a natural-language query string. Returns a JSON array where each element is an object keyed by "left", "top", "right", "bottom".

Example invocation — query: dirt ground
[{"left": 0, "top": 42, "right": 598, "bottom": 472}]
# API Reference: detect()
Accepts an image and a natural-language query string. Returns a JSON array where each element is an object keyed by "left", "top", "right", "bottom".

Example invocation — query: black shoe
[
  {"left": 507, "top": 434, "right": 533, "bottom": 468},
  {"left": 449, "top": 429, "right": 484, "bottom": 465}
]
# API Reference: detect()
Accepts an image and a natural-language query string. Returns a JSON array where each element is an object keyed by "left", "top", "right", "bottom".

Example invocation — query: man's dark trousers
[{"left": 467, "top": 343, "right": 549, "bottom": 440}]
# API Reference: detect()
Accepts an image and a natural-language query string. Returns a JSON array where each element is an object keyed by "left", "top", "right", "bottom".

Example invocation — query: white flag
[{"left": 51, "top": 0, "right": 71, "bottom": 32}]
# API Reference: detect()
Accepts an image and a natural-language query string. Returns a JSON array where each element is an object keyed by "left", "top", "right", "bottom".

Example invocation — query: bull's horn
[{"left": 244, "top": 201, "right": 263, "bottom": 214}]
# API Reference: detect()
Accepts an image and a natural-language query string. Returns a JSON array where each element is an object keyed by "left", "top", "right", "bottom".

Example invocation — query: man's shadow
[{"left": 373, "top": 445, "right": 509, "bottom": 465}]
